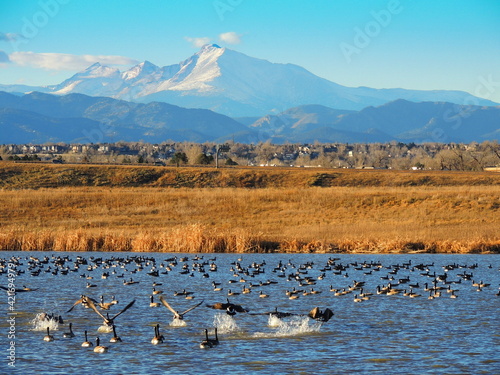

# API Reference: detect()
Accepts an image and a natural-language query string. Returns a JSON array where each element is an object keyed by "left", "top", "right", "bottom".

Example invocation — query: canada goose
[
  {"left": 212, "top": 281, "right": 223, "bottom": 291},
  {"left": 353, "top": 294, "right": 363, "bottom": 303},
  {"left": 200, "top": 328, "right": 219, "bottom": 348},
  {"left": 110, "top": 325, "right": 121, "bottom": 343},
  {"left": 173, "top": 289, "right": 193, "bottom": 297},
  {"left": 0, "top": 285, "right": 38, "bottom": 292},
  {"left": 123, "top": 278, "right": 139, "bottom": 286},
  {"left": 86, "top": 282, "right": 97, "bottom": 288},
  {"left": 151, "top": 324, "right": 164, "bottom": 345},
  {"left": 227, "top": 289, "right": 240, "bottom": 296},
  {"left": 82, "top": 330, "right": 93, "bottom": 347},
  {"left": 86, "top": 298, "right": 136, "bottom": 327},
  {"left": 152, "top": 287, "right": 163, "bottom": 295},
  {"left": 67, "top": 295, "right": 98, "bottom": 313},
  {"left": 206, "top": 299, "right": 231, "bottom": 310},
  {"left": 158, "top": 296, "right": 204, "bottom": 320},
  {"left": 259, "top": 291, "right": 269, "bottom": 298},
  {"left": 43, "top": 327, "right": 54, "bottom": 342},
  {"left": 150, "top": 295, "right": 161, "bottom": 307},
  {"left": 409, "top": 289, "right": 421, "bottom": 298},
  {"left": 200, "top": 329, "right": 213, "bottom": 349},
  {"left": 63, "top": 323, "right": 75, "bottom": 338},
  {"left": 94, "top": 337, "right": 108, "bottom": 353},
  {"left": 308, "top": 307, "right": 334, "bottom": 322},
  {"left": 99, "top": 295, "right": 118, "bottom": 310}
]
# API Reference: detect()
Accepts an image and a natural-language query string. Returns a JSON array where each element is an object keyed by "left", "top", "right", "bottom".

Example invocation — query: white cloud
[
  {"left": 184, "top": 36, "right": 211, "bottom": 48},
  {"left": 218, "top": 32, "right": 242, "bottom": 45},
  {"left": 9, "top": 52, "right": 139, "bottom": 70},
  {"left": 0, "top": 32, "right": 24, "bottom": 42}
]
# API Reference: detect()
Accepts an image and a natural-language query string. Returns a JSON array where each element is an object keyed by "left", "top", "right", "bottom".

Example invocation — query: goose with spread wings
[
  {"left": 67, "top": 295, "right": 98, "bottom": 313},
  {"left": 86, "top": 298, "right": 136, "bottom": 327},
  {"left": 159, "top": 296, "right": 203, "bottom": 320},
  {"left": 308, "top": 307, "right": 334, "bottom": 322}
]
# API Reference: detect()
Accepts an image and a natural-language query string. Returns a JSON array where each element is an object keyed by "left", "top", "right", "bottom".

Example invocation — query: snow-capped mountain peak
[
  {"left": 20, "top": 45, "right": 498, "bottom": 117},
  {"left": 121, "top": 60, "right": 161, "bottom": 81},
  {"left": 80, "top": 62, "right": 120, "bottom": 78}
]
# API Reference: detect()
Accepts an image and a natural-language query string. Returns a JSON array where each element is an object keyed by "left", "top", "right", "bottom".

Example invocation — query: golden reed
[{"left": 1, "top": 163, "right": 499, "bottom": 253}]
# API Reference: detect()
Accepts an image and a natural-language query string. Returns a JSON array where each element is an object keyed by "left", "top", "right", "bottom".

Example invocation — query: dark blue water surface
[{"left": 0, "top": 252, "right": 499, "bottom": 374}]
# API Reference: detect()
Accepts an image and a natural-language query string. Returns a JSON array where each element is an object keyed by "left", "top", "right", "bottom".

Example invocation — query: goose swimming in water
[
  {"left": 82, "top": 330, "right": 93, "bottom": 347},
  {"left": 43, "top": 327, "right": 54, "bottom": 342},
  {"left": 158, "top": 296, "right": 204, "bottom": 321},
  {"left": 200, "top": 328, "right": 219, "bottom": 348},
  {"left": 94, "top": 337, "right": 108, "bottom": 353},
  {"left": 151, "top": 324, "right": 164, "bottom": 345},
  {"left": 63, "top": 323, "right": 75, "bottom": 338},
  {"left": 150, "top": 295, "right": 161, "bottom": 307},
  {"left": 110, "top": 325, "right": 122, "bottom": 343}
]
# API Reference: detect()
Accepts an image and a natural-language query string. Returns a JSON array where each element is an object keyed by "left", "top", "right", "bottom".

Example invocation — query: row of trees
[{"left": 1, "top": 141, "right": 499, "bottom": 171}]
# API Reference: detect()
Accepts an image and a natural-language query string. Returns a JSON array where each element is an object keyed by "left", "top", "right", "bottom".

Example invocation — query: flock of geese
[{"left": 1, "top": 253, "right": 499, "bottom": 353}]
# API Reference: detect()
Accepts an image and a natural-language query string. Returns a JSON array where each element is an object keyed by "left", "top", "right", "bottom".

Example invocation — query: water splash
[
  {"left": 253, "top": 315, "right": 322, "bottom": 338},
  {"left": 30, "top": 313, "right": 60, "bottom": 331},
  {"left": 213, "top": 313, "right": 240, "bottom": 334},
  {"left": 97, "top": 325, "right": 113, "bottom": 333},
  {"left": 169, "top": 318, "right": 187, "bottom": 327},
  {"left": 268, "top": 315, "right": 282, "bottom": 327}
]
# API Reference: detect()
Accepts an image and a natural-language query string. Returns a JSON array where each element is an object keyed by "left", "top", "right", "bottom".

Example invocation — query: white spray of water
[
  {"left": 213, "top": 313, "right": 240, "bottom": 334},
  {"left": 253, "top": 315, "right": 322, "bottom": 338},
  {"left": 97, "top": 325, "right": 113, "bottom": 333},
  {"left": 31, "top": 313, "right": 60, "bottom": 332},
  {"left": 169, "top": 318, "right": 187, "bottom": 327}
]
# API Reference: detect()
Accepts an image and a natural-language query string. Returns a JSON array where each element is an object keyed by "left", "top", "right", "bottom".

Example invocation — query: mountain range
[
  {"left": 0, "top": 44, "right": 497, "bottom": 118},
  {"left": 0, "top": 91, "right": 498, "bottom": 144}
]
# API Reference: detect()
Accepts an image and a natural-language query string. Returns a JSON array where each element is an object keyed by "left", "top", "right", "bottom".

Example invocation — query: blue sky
[{"left": 1, "top": 0, "right": 499, "bottom": 103}]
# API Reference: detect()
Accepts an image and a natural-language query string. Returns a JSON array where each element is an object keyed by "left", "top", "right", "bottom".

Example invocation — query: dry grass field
[{"left": 1, "top": 162, "right": 499, "bottom": 253}]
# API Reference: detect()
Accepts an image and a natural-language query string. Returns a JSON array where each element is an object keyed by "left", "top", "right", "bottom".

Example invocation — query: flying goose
[
  {"left": 308, "top": 307, "right": 334, "bottom": 322},
  {"left": 206, "top": 298, "right": 249, "bottom": 315},
  {"left": 98, "top": 295, "right": 118, "bottom": 310},
  {"left": 67, "top": 295, "right": 98, "bottom": 313},
  {"left": 86, "top": 298, "right": 136, "bottom": 327},
  {"left": 158, "top": 296, "right": 204, "bottom": 320}
]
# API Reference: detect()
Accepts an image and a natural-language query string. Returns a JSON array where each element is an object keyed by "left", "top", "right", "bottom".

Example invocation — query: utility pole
[{"left": 215, "top": 144, "right": 230, "bottom": 169}]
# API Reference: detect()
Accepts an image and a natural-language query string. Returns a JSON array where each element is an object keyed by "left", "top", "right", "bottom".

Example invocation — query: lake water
[{"left": 1, "top": 251, "right": 499, "bottom": 374}]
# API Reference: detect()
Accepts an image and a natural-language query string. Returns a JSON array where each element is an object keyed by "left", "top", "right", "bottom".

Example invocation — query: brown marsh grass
[{"left": 1, "top": 183, "right": 499, "bottom": 253}]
